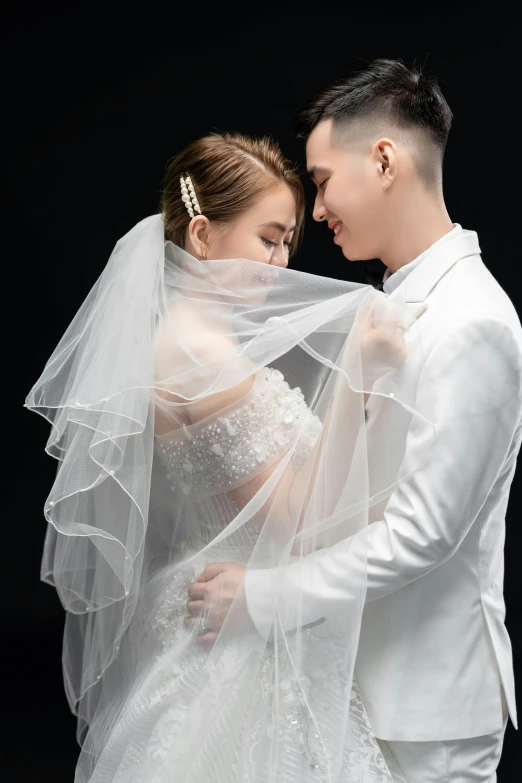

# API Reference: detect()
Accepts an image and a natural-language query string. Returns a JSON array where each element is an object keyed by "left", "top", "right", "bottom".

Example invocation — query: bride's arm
[
  {"left": 155, "top": 305, "right": 405, "bottom": 552},
  {"left": 222, "top": 305, "right": 405, "bottom": 551}
]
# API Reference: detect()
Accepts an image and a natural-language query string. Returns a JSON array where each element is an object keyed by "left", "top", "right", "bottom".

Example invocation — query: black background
[{"left": 5, "top": 3, "right": 520, "bottom": 779}]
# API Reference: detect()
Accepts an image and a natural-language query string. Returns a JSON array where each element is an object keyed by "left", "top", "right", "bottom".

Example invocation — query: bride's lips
[
  {"left": 254, "top": 269, "right": 278, "bottom": 287},
  {"left": 328, "top": 220, "right": 343, "bottom": 244}
]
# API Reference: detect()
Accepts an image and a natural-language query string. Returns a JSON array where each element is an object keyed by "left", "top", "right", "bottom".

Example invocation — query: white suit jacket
[{"left": 245, "top": 226, "right": 522, "bottom": 741}]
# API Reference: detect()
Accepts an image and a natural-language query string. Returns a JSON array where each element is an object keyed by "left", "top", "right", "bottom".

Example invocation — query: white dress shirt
[{"left": 382, "top": 223, "right": 461, "bottom": 295}]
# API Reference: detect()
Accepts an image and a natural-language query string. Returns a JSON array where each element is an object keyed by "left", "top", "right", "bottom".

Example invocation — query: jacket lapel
[{"left": 389, "top": 229, "right": 481, "bottom": 306}]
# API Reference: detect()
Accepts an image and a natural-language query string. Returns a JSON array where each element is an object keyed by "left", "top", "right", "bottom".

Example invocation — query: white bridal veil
[{"left": 25, "top": 214, "right": 433, "bottom": 782}]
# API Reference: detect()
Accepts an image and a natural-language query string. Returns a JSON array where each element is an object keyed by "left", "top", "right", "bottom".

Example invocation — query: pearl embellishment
[
  {"left": 156, "top": 368, "right": 322, "bottom": 499},
  {"left": 179, "top": 175, "right": 202, "bottom": 218}
]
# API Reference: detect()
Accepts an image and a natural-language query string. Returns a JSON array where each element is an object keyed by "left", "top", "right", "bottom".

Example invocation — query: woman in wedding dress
[{"left": 25, "top": 133, "right": 429, "bottom": 782}]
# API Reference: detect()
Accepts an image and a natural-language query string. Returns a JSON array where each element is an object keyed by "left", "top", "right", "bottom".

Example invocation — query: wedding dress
[
  {"left": 25, "top": 215, "right": 429, "bottom": 782},
  {"left": 82, "top": 366, "right": 404, "bottom": 783}
]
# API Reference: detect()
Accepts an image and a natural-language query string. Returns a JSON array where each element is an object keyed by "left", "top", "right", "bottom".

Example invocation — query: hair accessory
[{"left": 180, "top": 175, "right": 201, "bottom": 219}]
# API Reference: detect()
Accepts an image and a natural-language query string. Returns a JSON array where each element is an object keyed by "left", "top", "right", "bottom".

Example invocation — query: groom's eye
[{"left": 319, "top": 178, "right": 328, "bottom": 191}]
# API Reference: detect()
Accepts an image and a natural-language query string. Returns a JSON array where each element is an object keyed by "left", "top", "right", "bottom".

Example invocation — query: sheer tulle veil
[{"left": 25, "top": 213, "right": 433, "bottom": 781}]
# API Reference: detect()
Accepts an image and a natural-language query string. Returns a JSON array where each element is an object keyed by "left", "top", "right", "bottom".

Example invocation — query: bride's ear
[{"left": 188, "top": 215, "right": 212, "bottom": 259}]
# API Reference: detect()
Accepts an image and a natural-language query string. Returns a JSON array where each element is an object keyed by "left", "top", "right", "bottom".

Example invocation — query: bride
[{"left": 25, "top": 133, "right": 429, "bottom": 782}]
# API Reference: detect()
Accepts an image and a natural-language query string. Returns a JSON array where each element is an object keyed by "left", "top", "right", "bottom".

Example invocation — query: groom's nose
[{"left": 312, "top": 193, "right": 327, "bottom": 223}]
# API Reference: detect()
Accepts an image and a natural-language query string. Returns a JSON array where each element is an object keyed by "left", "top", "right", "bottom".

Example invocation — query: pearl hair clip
[{"left": 180, "top": 175, "right": 201, "bottom": 218}]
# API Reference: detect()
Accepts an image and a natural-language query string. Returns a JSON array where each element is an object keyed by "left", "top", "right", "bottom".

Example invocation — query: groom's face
[{"left": 306, "top": 118, "right": 386, "bottom": 262}]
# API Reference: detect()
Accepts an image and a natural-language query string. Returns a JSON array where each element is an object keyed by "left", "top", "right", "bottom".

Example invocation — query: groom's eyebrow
[
  {"left": 307, "top": 165, "right": 329, "bottom": 181},
  {"left": 259, "top": 221, "right": 296, "bottom": 233}
]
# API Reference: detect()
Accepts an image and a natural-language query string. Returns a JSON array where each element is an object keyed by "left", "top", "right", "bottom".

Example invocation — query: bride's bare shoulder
[
  {"left": 155, "top": 300, "right": 236, "bottom": 368},
  {"left": 154, "top": 300, "right": 254, "bottom": 417}
]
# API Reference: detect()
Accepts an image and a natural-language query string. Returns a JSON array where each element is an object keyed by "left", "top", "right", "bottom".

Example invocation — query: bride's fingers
[
  {"left": 359, "top": 298, "right": 376, "bottom": 332},
  {"left": 376, "top": 300, "right": 406, "bottom": 331}
]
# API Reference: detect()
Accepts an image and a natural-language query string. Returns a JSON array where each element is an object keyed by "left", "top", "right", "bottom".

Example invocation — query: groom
[{"left": 185, "top": 59, "right": 521, "bottom": 781}]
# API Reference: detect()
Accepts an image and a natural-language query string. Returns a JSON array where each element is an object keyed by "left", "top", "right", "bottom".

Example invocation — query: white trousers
[{"left": 376, "top": 692, "right": 509, "bottom": 783}]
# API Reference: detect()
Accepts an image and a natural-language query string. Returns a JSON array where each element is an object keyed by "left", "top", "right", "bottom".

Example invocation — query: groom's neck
[{"left": 380, "top": 188, "right": 454, "bottom": 275}]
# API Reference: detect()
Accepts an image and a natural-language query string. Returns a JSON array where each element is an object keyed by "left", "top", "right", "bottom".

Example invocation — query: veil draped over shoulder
[{"left": 25, "top": 214, "right": 433, "bottom": 782}]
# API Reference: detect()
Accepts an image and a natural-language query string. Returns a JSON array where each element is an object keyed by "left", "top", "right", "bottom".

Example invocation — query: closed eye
[{"left": 261, "top": 237, "right": 293, "bottom": 251}]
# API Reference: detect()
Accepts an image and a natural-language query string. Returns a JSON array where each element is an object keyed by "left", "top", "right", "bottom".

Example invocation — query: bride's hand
[{"left": 359, "top": 295, "right": 408, "bottom": 372}]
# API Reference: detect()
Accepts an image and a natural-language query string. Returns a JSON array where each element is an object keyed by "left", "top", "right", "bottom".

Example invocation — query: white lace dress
[{"left": 88, "top": 368, "right": 404, "bottom": 783}]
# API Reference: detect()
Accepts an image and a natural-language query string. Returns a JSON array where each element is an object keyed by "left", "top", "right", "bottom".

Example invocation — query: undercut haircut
[{"left": 296, "top": 58, "right": 453, "bottom": 187}]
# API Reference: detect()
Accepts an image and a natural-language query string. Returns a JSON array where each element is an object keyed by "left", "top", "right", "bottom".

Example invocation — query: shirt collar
[{"left": 382, "top": 224, "right": 462, "bottom": 296}]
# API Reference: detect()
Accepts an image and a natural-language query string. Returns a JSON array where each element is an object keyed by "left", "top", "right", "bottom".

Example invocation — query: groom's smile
[
  {"left": 305, "top": 117, "right": 398, "bottom": 263},
  {"left": 328, "top": 219, "right": 343, "bottom": 243}
]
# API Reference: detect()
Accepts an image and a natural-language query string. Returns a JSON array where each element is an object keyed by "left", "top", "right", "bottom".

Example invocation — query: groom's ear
[{"left": 373, "top": 138, "right": 398, "bottom": 191}]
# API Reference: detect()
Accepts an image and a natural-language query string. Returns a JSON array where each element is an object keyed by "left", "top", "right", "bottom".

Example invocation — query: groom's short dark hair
[{"left": 296, "top": 58, "right": 453, "bottom": 185}]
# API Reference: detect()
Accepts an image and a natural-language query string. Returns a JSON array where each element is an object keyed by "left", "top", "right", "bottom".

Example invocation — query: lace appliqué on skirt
[{"left": 143, "top": 569, "right": 404, "bottom": 783}]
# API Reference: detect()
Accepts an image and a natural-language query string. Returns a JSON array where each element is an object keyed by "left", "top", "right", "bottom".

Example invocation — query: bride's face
[{"left": 189, "top": 183, "right": 297, "bottom": 272}]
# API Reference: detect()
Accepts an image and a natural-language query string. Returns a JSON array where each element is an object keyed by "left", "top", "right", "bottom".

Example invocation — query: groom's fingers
[
  {"left": 183, "top": 616, "right": 218, "bottom": 645},
  {"left": 186, "top": 599, "right": 204, "bottom": 616},
  {"left": 196, "top": 562, "right": 227, "bottom": 582},
  {"left": 183, "top": 616, "right": 205, "bottom": 629},
  {"left": 183, "top": 615, "right": 213, "bottom": 630},
  {"left": 196, "top": 631, "right": 217, "bottom": 646},
  {"left": 187, "top": 581, "right": 207, "bottom": 600}
]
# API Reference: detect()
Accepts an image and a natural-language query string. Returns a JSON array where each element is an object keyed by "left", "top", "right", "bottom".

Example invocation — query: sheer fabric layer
[{"left": 25, "top": 214, "right": 430, "bottom": 782}]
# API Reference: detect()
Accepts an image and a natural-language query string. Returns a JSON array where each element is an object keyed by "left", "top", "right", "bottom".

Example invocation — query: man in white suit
[{"left": 187, "top": 59, "right": 521, "bottom": 781}]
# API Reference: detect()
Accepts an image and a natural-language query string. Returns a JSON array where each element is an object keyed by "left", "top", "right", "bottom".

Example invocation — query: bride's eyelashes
[{"left": 261, "top": 237, "right": 293, "bottom": 252}]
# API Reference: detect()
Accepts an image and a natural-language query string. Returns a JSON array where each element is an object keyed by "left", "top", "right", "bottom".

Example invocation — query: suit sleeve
[{"left": 244, "top": 317, "right": 522, "bottom": 637}]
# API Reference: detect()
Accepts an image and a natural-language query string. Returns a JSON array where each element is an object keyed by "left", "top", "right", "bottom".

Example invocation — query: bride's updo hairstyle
[{"left": 161, "top": 133, "right": 305, "bottom": 258}]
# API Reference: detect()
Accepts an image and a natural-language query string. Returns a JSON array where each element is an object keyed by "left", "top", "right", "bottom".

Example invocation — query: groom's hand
[{"left": 184, "top": 561, "right": 253, "bottom": 646}]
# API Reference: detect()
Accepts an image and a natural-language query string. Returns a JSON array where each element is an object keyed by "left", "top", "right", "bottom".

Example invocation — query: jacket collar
[{"left": 389, "top": 227, "right": 481, "bottom": 305}]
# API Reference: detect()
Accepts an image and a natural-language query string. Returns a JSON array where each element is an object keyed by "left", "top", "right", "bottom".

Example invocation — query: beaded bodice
[{"left": 155, "top": 367, "right": 323, "bottom": 501}]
